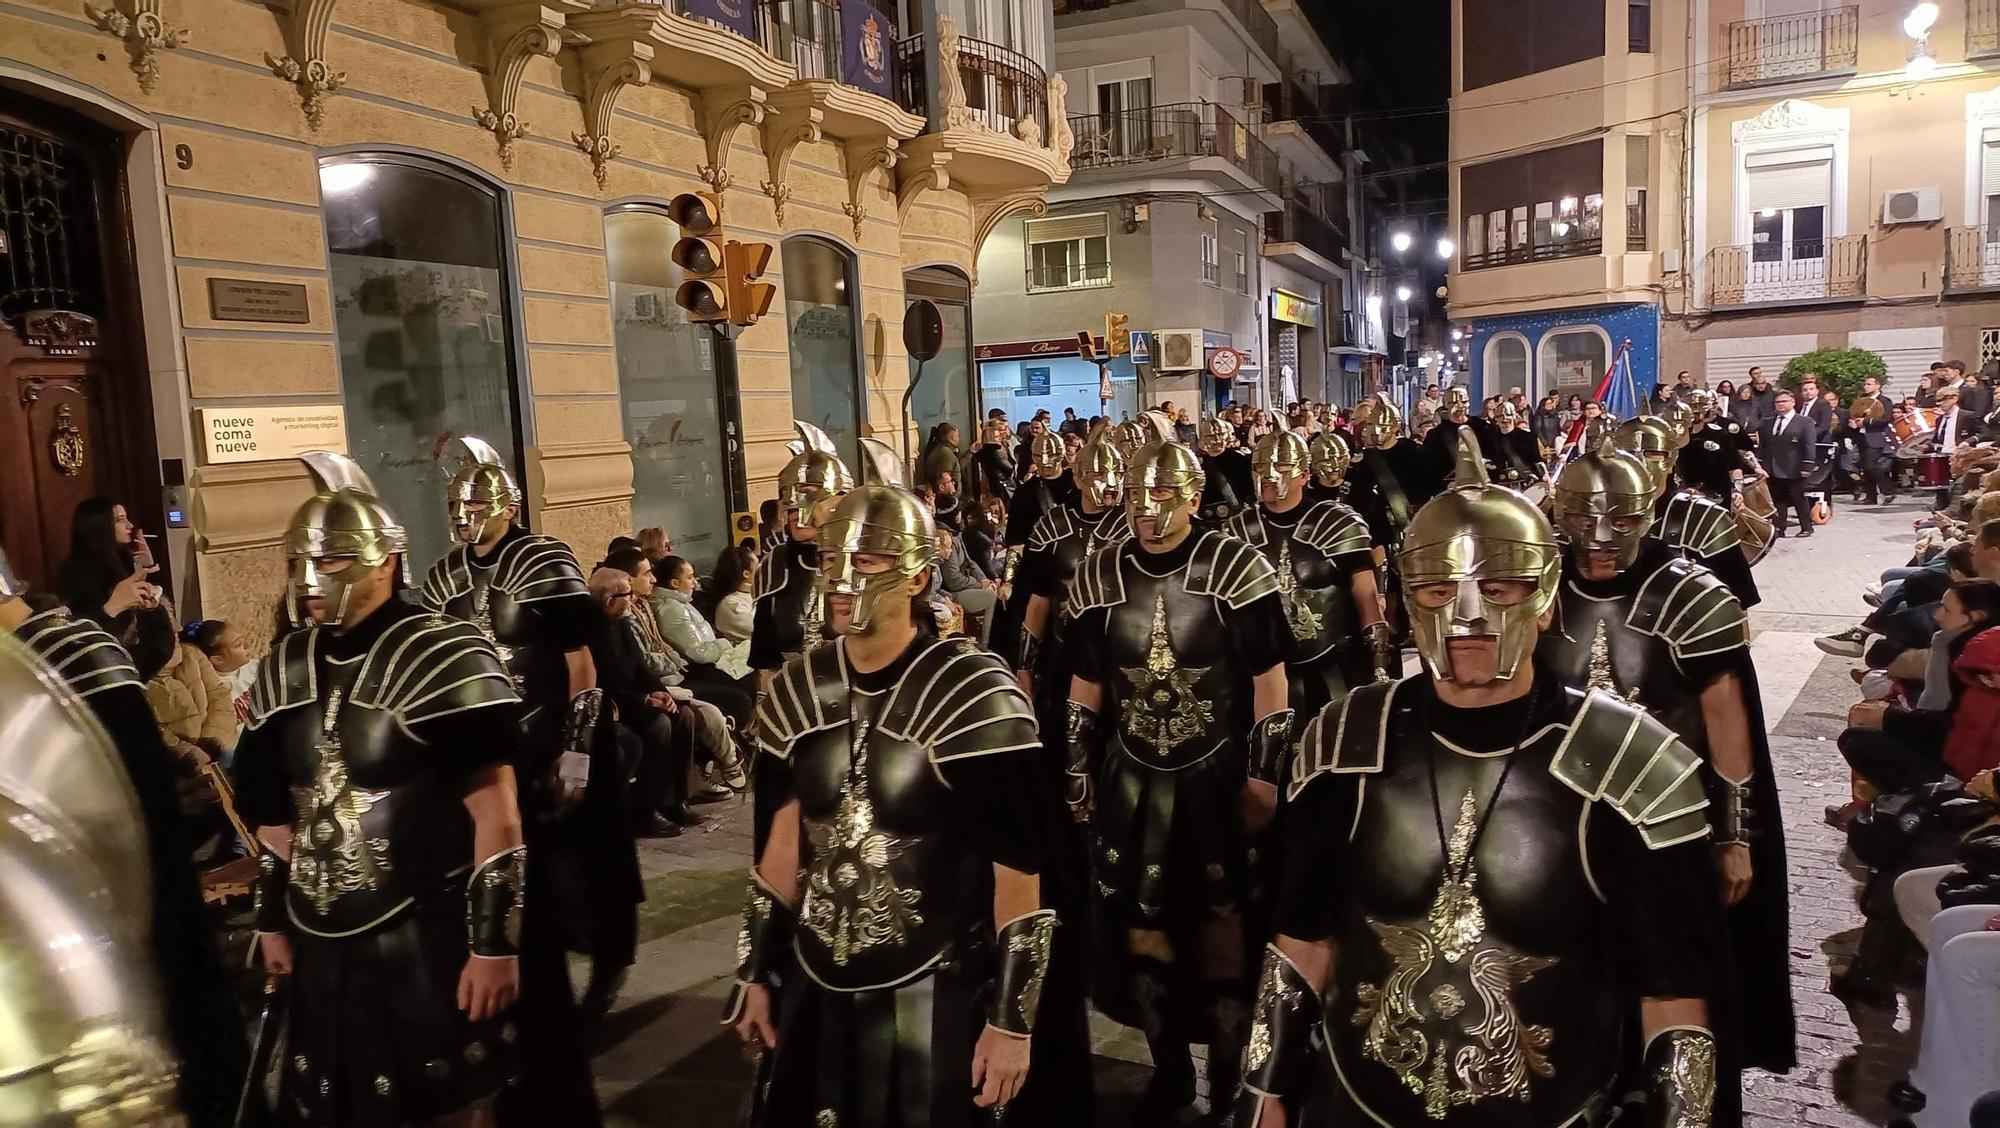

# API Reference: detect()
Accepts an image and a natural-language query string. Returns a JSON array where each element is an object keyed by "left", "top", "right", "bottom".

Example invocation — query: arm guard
[
  {"left": 1638, "top": 1026, "right": 1718, "bottom": 1128},
  {"left": 722, "top": 872, "right": 794, "bottom": 1024},
  {"left": 1003, "top": 545, "right": 1023, "bottom": 585},
  {"left": 558, "top": 687, "right": 604, "bottom": 786},
  {"left": 467, "top": 845, "right": 526, "bottom": 958},
  {"left": 1233, "top": 944, "right": 1322, "bottom": 1122},
  {"left": 988, "top": 909, "right": 1057, "bottom": 1037},
  {"left": 1710, "top": 770, "right": 1752, "bottom": 846},
  {"left": 254, "top": 850, "right": 289, "bottom": 935},
  {"left": 1064, "top": 701, "right": 1101, "bottom": 808},
  {"left": 1016, "top": 628, "right": 1042, "bottom": 676},
  {"left": 1246, "top": 709, "right": 1296, "bottom": 787},
  {"left": 1363, "top": 620, "right": 1397, "bottom": 682}
]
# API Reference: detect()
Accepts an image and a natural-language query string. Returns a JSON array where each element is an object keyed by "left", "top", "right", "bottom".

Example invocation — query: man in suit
[
  {"left": 1931, "top": 385, "right": 1985, "bottom": 507},
  {"left": 1759, "top": 390, "right": 1819, "bottom": 538}
]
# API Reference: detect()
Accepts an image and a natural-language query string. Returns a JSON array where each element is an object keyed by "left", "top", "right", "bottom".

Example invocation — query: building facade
[
  {"left": 968, "top": 0, "right": 1391, "bottom": 425},
  {"left": 1449, "top": 0, "right": 2000, "bottom": 401},
  {"left": 0, "top": 0, "right": 1067, "bottom": 641}
]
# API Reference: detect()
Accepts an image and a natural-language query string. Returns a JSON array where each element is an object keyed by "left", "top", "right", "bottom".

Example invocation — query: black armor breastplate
[
  {"left": 756, "top": 542, "right": 823, "bottom": 660},
  {"left": 246, "top": 615, "right": 518, "bottom": 937},
  {"left": 16, "top": 610, "right": 141, "bottom": 699},
  {"left": 1033, "top": 505, "right": 1132, "bottom": 623},
  {"left": 423, "top": 533, "right": 586, "bottom": 716},
  {"left": 757, "top": 637, "right": 1038, "bottom": 991},
  {"left": 1679, "top": 422, "right": 1746, "bottom": 496},
  {"left": 1228, "top": 503, "right": 1368, "bottom": 665}
]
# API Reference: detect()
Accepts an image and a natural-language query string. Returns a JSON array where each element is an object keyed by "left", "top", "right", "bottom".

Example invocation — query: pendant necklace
[{"left": 1422, "top": 679, "right": 1541, "bottom": 964}]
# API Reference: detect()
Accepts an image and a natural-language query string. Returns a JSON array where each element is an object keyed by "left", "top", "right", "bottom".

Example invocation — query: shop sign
[
  {"left": 208, "top": 277, "right": 311, "bottom": 324},
  {"left": 976, "top": 336, "right": 1084, "bottom": 361},
  {"left": 1554, "top": 358, "right": 1594, "bottom": 389},
  {"left": 684, "top": 0, "right": 756, "bottom": 38},
  {"left": 840, "top": 0, "right": 895, "bottom": 97},
  {"left": 200, "top": 405, "right": 347, "bottom": 464},
  {"left": 1269, "top": 290, "right": 1318, "bottom": 327}
]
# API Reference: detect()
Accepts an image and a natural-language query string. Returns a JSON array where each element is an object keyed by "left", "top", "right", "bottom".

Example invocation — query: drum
[
  {"left": 1736, "top": 478, "right": 1778, "bottom": 566},
  {"left": 1919, "top": 452, "right": 1952, "bottom": 487},
  {"left": 1895, "top": 407, "right": 1940, "bottom": 458}
]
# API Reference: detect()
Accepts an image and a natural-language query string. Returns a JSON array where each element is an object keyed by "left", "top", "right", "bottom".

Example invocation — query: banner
[
  {"left": 841, "top": 0, "right": 895, "bottom": 98},
  {"left": 683, "top": 0, "right": 757, "bottom": 39}
]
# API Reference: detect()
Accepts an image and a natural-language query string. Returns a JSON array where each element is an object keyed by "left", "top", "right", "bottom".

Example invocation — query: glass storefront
[
  {"left": 977, "top": 354, "right": 1139, "bottom": 425},
  {"left": 605, "top": 207, "right": 731, "bottom": 568},
  {"left": 905, "top": 266, "right": 976, "bottom": 448},
  {"left": 319, "top": 156, "right": 521, "bottom": 577},
  {"left": 781, "top": 236, "right": 864, "bottom": 470}
]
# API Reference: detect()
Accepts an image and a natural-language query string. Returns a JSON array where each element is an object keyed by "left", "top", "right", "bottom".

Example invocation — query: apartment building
[
  {"left": 1449, "top": 0, "right": 2000, "bottom": 400},
  {"left": 968, "top": 0, "right": 1394, "bottom": 424},
  {"left": 0, "top": 0, "right": 1066, "bottom": 638}
]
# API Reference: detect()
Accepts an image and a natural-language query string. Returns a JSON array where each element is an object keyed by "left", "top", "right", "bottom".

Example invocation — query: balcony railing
[
  {"left": 1708, "top": 234, "right": 1866, "bottom": 307},
  {"left": 1722, "top": 6, "right": 1859, "bottom": 88},
  {"left": 1265, "top": 202, "right": 1348, "bottom": 265},
  {"left": 1055, "top": 0, "right": 1283, "bottom": 69},
  {"left": 756, "top": 0, "right": 839, "bottom": 79},
  {"left": 895, "top": 32, "right": 1048, "bottom": 139},
  {"left": 1067, "top": 101, "right": 1284, "bottom": 196},
  {"left": 1461, "top": 236, "right": 1602, "bottom": 271},
  {"left": 1027, "top": 261, "right": 1111, "bottom": 292},
  {"left": 1263, "top": 77, "right": 1345, "bottom": 164},
  {"left": 1945, "top": 226, "right": 2000, "bottom": 291},
  {"left": 1972, "top": 0, "right": 2000, "bottom": 58}
]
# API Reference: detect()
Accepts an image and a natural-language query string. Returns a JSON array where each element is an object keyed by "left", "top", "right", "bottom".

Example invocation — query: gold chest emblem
[
  {"left": 802, "top": 570, "right": 826, "bottom": 648},
  {"left": 800, "top": 736, "right": 924, "bottom": 964},
  {"left": 288, "top": 688, "right": 395, "bottom": 914},
  {"left": 1276, "top": 537, "right": 1324, "bottom": 643},
  {"left": 1352, "top": 790, "right": 1558, "bottom": 1119},
  {"left": 1119, "top": 593, "right": 1214, "bottom": 754}
]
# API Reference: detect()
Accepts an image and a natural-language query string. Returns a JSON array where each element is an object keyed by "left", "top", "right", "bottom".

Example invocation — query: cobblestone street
[{"left": 589, "top": 497, "right": 1935, "bottom": 1126}]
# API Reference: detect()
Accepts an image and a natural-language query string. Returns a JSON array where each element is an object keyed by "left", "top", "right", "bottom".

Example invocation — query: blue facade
[{"left": 1466, "top": 302, "right": 1661, "bottom": 403}]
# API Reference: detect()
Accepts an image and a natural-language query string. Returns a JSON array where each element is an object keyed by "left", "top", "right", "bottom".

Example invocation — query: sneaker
[
  {"left": 1815, "top": 627, "right": 1868, "bottom": 657},
  {"left": 1864, "top": 581, "right": 1882, "bottom": 597},
  {"left": 1862, "top": 590, "right": 1882, "bottom": 608}
]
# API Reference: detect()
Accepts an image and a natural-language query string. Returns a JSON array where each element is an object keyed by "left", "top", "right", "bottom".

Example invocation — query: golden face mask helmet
[
  {"left": 1308, "top": 430, "right": 1351, "bottom": 487},
  {"left": 1352, "top": 393, "right": 1402, "bottom": 450},
  {"left": 1074, "top": 422, "right": 1126, "bottom": 509},
  {"left": 1197, "top": 416, "right": 1235, "bottom": 457},
  {"left": 1111, "top": 418, "right": 1148, "bottom": 457},
  {"left": 1553, "top": 436, "right": 1657, "bottom": 572},
  {"left": 1613, "top": 417, "right": 1678, "bottom": 500},
  {"left": 1443, "top": 385, "right": 1471, "bottom": 420},
  {"left": 1396, "top": 430, "right": 1560, "bottom": 684},
  {"left": 1685, "top": 387, "right": 1719, "bottom": 423},
  {"left": 1126, "top": 412, "right": 1205, "bottom": 543},
  {"left": 818, "top": 483, "right": 936, "bottom": 636},
  {"left": 445, "top": 435, "right": 520, "bottom": 547},
  {"left": 285, "top": 450, "right": 410, "bottom": 629},
  {"left": 777, "top": 420, "right": 856, "bottom": 530},
  {"left": 1253, "top": 425, "right": 1311, "bottom": 494},
  {"left": 1656, "top": 398, "right": 1696, "bottom": 447},
  {"left": 1029, "top": 431, "right": 1066, "bottom": 479}
]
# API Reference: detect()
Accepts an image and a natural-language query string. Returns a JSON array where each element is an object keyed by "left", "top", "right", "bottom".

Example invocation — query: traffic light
[
  {"left": 670, "top": 191, "right": 727, "bottom": 323},
  {"left": 1105, "top": 312, "right": 1131, "bottom": 357},
  {"left": 724, "top": 239, "right": 776, "bottom": 328}
]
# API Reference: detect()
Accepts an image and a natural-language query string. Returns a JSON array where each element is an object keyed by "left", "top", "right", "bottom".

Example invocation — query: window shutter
[
  {"left": 1982, "top": 131, "right": 2000, "bottom": 198},
  {"left": 1745, "top": 147, "right": 1832, "bottom": 213},
  {"left": 1625, "top": 134, "right": 1649, "bottom": 189},
  {"left": 1025, "top": 213, "right": 1108, "bottom": 244}
]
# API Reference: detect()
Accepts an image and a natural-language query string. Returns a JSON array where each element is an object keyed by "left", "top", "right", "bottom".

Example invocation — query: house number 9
[{"left": 174, "top": 144, "right": 194, "bottom": 170}]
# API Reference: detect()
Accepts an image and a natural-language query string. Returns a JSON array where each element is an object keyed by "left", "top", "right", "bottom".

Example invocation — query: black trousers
[
  {"left": 1858, "top": 460, "right": 1894, "bottom": 502},
  {"left": 681, "top": 662, "right": 755, "bottom": 727},
  {"left": 1838, "top": 726, "right": 1950, "bottom": 795},
  {"left": 624, "top": 709, "right": 692, "bottom": 821},
  {"left": 1768, "top": 475, "right": 1814, "bottom": 532}
]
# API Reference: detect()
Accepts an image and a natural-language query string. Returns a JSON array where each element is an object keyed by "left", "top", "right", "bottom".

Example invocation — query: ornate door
[{"left": 0, "top": 96, "right": 156, "bottom": 589}]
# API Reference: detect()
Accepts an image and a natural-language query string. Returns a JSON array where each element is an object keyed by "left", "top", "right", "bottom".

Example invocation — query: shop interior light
[{"left": 319, "top": 162, "right": 374, "bottom": 195}]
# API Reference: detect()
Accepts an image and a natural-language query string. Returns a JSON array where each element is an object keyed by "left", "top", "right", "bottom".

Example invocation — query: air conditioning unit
[
  {"left": 1156, "top": 329, "right": 1202, "bottom": 371},
  {"left": 1882, "top": 187, "right": 1943, "bottom": 225}
]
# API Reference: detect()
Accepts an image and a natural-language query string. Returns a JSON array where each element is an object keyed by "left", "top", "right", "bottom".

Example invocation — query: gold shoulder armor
[
  {"left": 1287, "top": 679, "right": 1399, "bottom": 802},
  {"left": 1633, "top": 560, "right": 1748, "bottom": 663},
  {"left": 1300, "top": 500, "right": 1373, "bottom": 558},
  {"left": 1550, "top": 689, "right": 1710, "bottom": 849}
]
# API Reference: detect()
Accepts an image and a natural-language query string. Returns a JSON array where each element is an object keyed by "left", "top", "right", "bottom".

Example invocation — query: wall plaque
[
  {"left": 200, "top": 405, "right": 347, "bottom": 464},
  {"left": 208, "top": 277, "right": 311, "bottom": 324}
]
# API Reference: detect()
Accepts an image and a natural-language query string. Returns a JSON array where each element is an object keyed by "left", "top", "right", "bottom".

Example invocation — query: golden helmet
[
  {"left": 1396, "top": 430, "right": 1560, "bottom": 684},
  {"left": 1028, "top": 430, "right": 1066, "bottom": 479},
  {"left": 1685, "top": 387, "right": 1719, "bottom": 422},
  {"left": 1352, "top": 393, "right": 1402, "bottom": 449},
  {"left": 1442, "top": 385, "right": 1472, "bottom": 416},
  {"left": 1252, "top": 423, "right": 1312, "bottom": 491},
  {"left": 818, "top": 479, "right": 936, "bottom": 636},
  {"left": 285, "top": 450, "right": 410, "bottom": 627},
  {"left": 1075, "top": 422, "right": 1126, "bottom": 508},
  {"left": 1126, "top": 412, "right": 1205, "bottom": 542},
  {"left": 1553, "top": 436, "right": 1657, "bottom": 571},
  {"left": 778, "top": 420, "right": 856, "bottom": 529},
  {"left": 446, "top": 435, "right": 520, "bottom": 545},
  {"left": 1196, "top": 415, "right": 1235, "bottom": 454},
  {"left": 1613, "top": 416, "right": 1678, "bottom": 498},
  {"left": 1308, "top": 430, "right": 1352, "bottom": 485},
  {"left": 1655, "top": 398, "right": 1696, "bottom": 447},
  {"left": 1111, "top": 417, "right": 1149, "bottom": 455}
]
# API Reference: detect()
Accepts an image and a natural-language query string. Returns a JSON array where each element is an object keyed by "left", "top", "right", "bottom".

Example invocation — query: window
[
  {"left": 1745, "top": 146, "right": 1831, "bottom": 261},
  {"left": 1485, "top": 333, "right": 1529, "bottom": 395},
  {"left": 1462, "top": 0, "right": 1606, "bottom": 90},
  {"left": 1629, "top": 0, "right": 1651, "bottom": 52},
  {"left": 606, "top": 207, "right": 731, "bottom": 565},
  {"left": 906, "top": 266, "right": 976, "bottom": 456},
  {"left": 1626, "top": 135, "right": 1650, "bottom": 251},
  {"left": 1026, "top": 212, "right": 1110, "bottom": 291},
  {"left": 1094, "top": 73, "right": 1153, "bottom": 159},
  {"left": 1236, "top": 231, "right": 1251, "bottom": 292},
  {"left": 319, "top": 156, "right": 521, "bottom": 578},
  {"left": 781, "top": 236, "right": 864, "bottom": 471},
  {"left": 1982, "top": 130, "right": 2000, "bottom": 241},
  {"left": 1459, "top": 139, "right": 1606, "bottom": 268},
  {"left": 1201, "top": 216, "right": 1220, "bottom": 284},
  {"left": 1539, "top": 327, "right": 1611, "bottom": 397}
]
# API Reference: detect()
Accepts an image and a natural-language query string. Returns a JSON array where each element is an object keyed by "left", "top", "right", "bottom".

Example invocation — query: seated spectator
[
  {"left": 932, "top": 470, "right": 963, "bottom": 532},
  {"left": 144, "top": 619, "right": 240, "bottom": 772},
  {"left": 598, "top": 547, "right": 743, "bottom": 795},
  {"left": 708, "top": 546, "right": 756, "bottom": 645},
  {"left": 646, "top": 553, "right": 754, "bottom": 723},
  {"left": 935, "top": 526, "right": 999, "bottom": 645},
  {"left": 587, "top": 567, "right": 700, "bottom": 838},
  {"left": 636, "top": 526, "right": 674, "bottom": 572},
  {"left": 1838, "top": 579, "right": 2000, "bottom": 795},
  {"left": 960, "top": 497, "right": 1005, "bottom": 582},
  {"left": 182, "top": 618, "right": 258, "bottom": 730}
]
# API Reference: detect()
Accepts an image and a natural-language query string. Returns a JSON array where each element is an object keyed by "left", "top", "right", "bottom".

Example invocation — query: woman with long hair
[
  {"left": 58, "top": 497, "right": 175, "bottom": 678},
  {"left": 708, "top": 545, "right": 758, "bottom": 642}
]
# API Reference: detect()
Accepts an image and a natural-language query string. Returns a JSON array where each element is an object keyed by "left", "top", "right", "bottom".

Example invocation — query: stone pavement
[{"left": 587, "top": 496, "right": 1935, "bottom": 1127}]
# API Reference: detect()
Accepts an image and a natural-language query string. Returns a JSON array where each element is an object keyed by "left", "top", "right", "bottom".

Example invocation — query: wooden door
[{"left": 0, "top": 94, "right": 159, "bottom": 592}]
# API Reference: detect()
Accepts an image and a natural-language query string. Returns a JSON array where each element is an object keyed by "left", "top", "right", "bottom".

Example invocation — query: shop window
[
  {"left": 906, "top": 265, "right": 976, "bottom": 473},
  {"left": 1539, "top": 326, "right": 1610, "bottom": 399},
  {"left": 606, "top": 206, "right": 731, "bottom": 566},
  {"left": 319, "top": 155, "right": 521, "bottom": 578},
  {"left": 1026, "top": 213, "right": 1110, "bottom": 291},
  {"left": 1485, "top": 333, "right": 1530, "bottom": 397},
  {"left": 782, "top": 236, "right": 864, "bottom": 471}
]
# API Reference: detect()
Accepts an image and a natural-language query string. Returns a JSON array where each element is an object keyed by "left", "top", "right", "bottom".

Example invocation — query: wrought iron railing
[
  {"left": 1026, "top": 261, "right": 1111, "bottom": 291},
  {"left": 1066, "top": 101, "right": 1284, "bottom": 195},
  {"left": 1265, "top": 202, "right": 1348, "bottom": 265},
  {"left": 1722, "top": 6, "right": 1859, "bottom": 88},
  {"left": 1946, "top": 226, "right": 2000, "bottom": 290},
  {"left": 895, "top": 31, "right": 1050, "bottom": 140},
  {"left": 1708, "top": 233, "right": 1866, "bottom": 306},
  {"left": 756, "top": 0, "right": 839, "bottom": 79},
  {"left": 1461, "top": 236, "right": 1602, "bottom": 271},
  {"left": 1972, "top": 0, "right": 2000, "bottom": 58}
]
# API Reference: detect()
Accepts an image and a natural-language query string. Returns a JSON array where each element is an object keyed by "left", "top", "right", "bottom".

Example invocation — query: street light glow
[
  {"left": 1436, "top": 237, "right": 1456, "bottom": 260},
  {"left": 1391, "top": 230, "right": 1413, "bottom": 253},
  {"left": 1450, "top": 328, "right": 1462, "bottom": 340},
  {"left": 1365, "top": 294, "right": 1383, "bottom": 315},
  {"left": 1395, "top": 285, "right": 1413, "bottom": 302},
  {"left": 1904, "top": 1, "right": 1939, "bottom": 37},
  {"left": 1906, "top": 46, "right": 1938, "bottom": 80}
]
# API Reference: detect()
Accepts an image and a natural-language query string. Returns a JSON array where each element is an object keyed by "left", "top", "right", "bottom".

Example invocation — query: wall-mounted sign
[
  {"left": 1269, "top": 289, "right": 1318, "bottom": 327},
  {"left": 976, "top": 336, "right": 1087, "bottom": 361},
  {"left": 207, "top": 277, "right": 311, "bottom": 324},
  {"left": 1023, "top": 366, "right": 1052, "bottom": 395},
  {"left": 1129, "top": 331, "right": 1152, "bottom": 366},
  {"left": 1208, "top": 347, "right": 1244, "bottom": 379},
  {"left": 200, "top": 405, "right": 347, "bottom": 464},
  {"left": 1553, "top": 358, "right": 1594, "bottom": 389}
]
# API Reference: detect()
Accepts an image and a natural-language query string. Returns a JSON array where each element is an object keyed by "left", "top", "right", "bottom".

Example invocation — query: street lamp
[
  {"left": 1436, "top": 236, "right": 1455, "bottom": 260},
  {"left": 1905, "top": 3, "right": 1939, "bottom": 79},
  {"left": 1365, "top": 293, "right": 1383, "bottom": 316},
  {"left": 1907, "top": 44, "right": 1938, "bottom": 80},
  {"left": 1395, "top": 284, "right": 1413, "bottom": 302},
  {"left": 1391, "top": 230, "right": 1413, "bottom": 253},
  {"left": 1904, "top": 1, "right": 1939, "bottom": 38},
  {"left": 1450, "top": 328, "right": 1462, "bottom": 341}
]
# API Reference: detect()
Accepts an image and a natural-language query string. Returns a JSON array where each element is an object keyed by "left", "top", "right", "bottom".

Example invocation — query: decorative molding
[
  {"left": 1732, "top": 97, "right": 1842, "bottom": 141},
  {"left": 760, "top": 100, "right": 823, "bottom": 225},
  {"left": 264, "top": 0, "right": 344, "bottom": 130},
  {"left": 475, "top": 5, "right": 570, "bottom": 171},
  {"left": 970, "top": 189, "right": 1046, "bottom": 280},
  {"left": 896, "top": 150, "right": 951, "bottom": 227},
  {"left": 570, "top": 39, "right": 654, "bottom": 191},
  {"left": 936, "top": 13, "right": 971, "bottom": 130},
  {"left": 696, "top": 85, "right": 769, "bottom": 194},
  {"left": 84, "top": 0, "right": 187, "bottom": 94},
  {"left": 841, "top": 138, "right": 898, "bottom": 239},
  {"left": 1046, "top": 72, "right": 1074, "bottom": 172}
]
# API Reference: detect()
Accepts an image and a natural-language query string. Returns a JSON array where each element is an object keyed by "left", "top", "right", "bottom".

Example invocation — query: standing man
[
  {"left": 1345, "top": 394, "right": 1445, "bottom": 635},
  {"left": 420, "top": 437, "right": 609, "bottom": 1127},
  {"left": 1541, "top": 441, "right": 1796, "bottom": 1090},
  {"left": 1680, "top": 388, "right": 1757, "bottom": 503},
  {"left": 1931, "top": 385, "right": 1985, "bottom": 508},
  {"left": 1227, "top": 423, "right": 1393, "bottom": 721},
  {"left": 1489, "top": 399, "right": 1547, "bottom": 488},
  {"left": 1197, "top": 415, "right": 1255, "bottom": 522},
  {"left": 1855, "top": 376, "right": 1897, "bottom": 505},
  {"left": 1758, "top": 390, "right": 1819, "bottom": 538},
  {"left": 1743, "top": 366, "right": 1779, "bottom": 433},
  {"left": 1004, "top": 429, "right": 1076, "bottom": 573},
  {"left": 1800, "top": 376, "right": 1836, "bottom": 435},
  {"left": 1303, "top": 429, "right": 1351, "bottom": 506},
  {"left": 727, "top": 476, "right": 1068, "bottom": 1126},
  {"left": 1961, "top": 364, "right": 1995, "bottom": 420},
  {"left": 1066, "top": 416, "right": 1291, "bottom": 1119},
  {"left": 751, "top": 421, "right": 854, "bottom": 692},
  {"left": 238, "top": 452, "right": 529, "bottom": 1126},
  {"left": 1234, "top": 432, "right": 1724, "bottom": 1128},
  {"left": 1423, "top": 384, "right": 1501, "bottom": 481}
]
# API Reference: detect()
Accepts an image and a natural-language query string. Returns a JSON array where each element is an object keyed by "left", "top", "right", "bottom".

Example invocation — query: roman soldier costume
[
  {"left": 1004, "top": 429, "right": 1078, "bottom": 565},
  {"left": 728, "top": 473, "right": 1065, "bottom": 1127},
  {"left": 1066, "top": 417, "right": 1292, "bottom": 1115},
  {"left": 1490, "top": 401, "right": 1547, "bottom": 488},
  {"left": 1678, "top": 389, "right": 1756, "bottom": 500},
  {"left": 1539, "top": 441, "right": 1795, "bottom": 1082},
  {"left": 1238, "top": 433, "right": 1725, "bottom": 1128},
  {"left": 1345, "top": 394, "right": 1443, "bottom": 557},
  {"left": 1303, "top": 430, "right": 1351, "bottom": 507},
  {"left": 1424, "top": 385, "right": 1502, "bottom": 481},
  {"left": 750, "top": 421, "right": 855, "bottom": 678},
  {"left": 1227, "top": 424, "right": 1393, "bottom": 722},
  {"left": 1197, "top": 416, "right": 1255, "bottom": 522},
  {"left": 1616, "top": 416, "right": 1761, "bottom": 607},
  {"left": 1016, "top": 423, "right": 1133, "bottom": 729},
  {"left": 232, "top": 453, "right": 527, "bottom": 1124}
]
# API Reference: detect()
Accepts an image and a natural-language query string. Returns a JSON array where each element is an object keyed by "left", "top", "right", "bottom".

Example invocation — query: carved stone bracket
[
  {"left": 84, "top": 0, "right": 187, "bottom": 94},
  {"left": 968, "top": 189, "right": 1046, "bottom": 285},
  {"left": 570, "top": 39, "right": 654, "bottom": 191},
  {"left": 475, "top": 4, "right": 572, "bottom": 171},
  {"left": 696, "top": 86, "right": 768, "bottom": 194},
  {"left": 895, "top": 150, "right": 951, "bottom": 228},
  {"left": 264, "top": 0, "right": 344, "bottom": 130},
  {"left": 759, "top": 101, "right": 823, "bottom": 225},
  {"left": 841, "top": 139, "right": 898, "bottom": 239}
]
